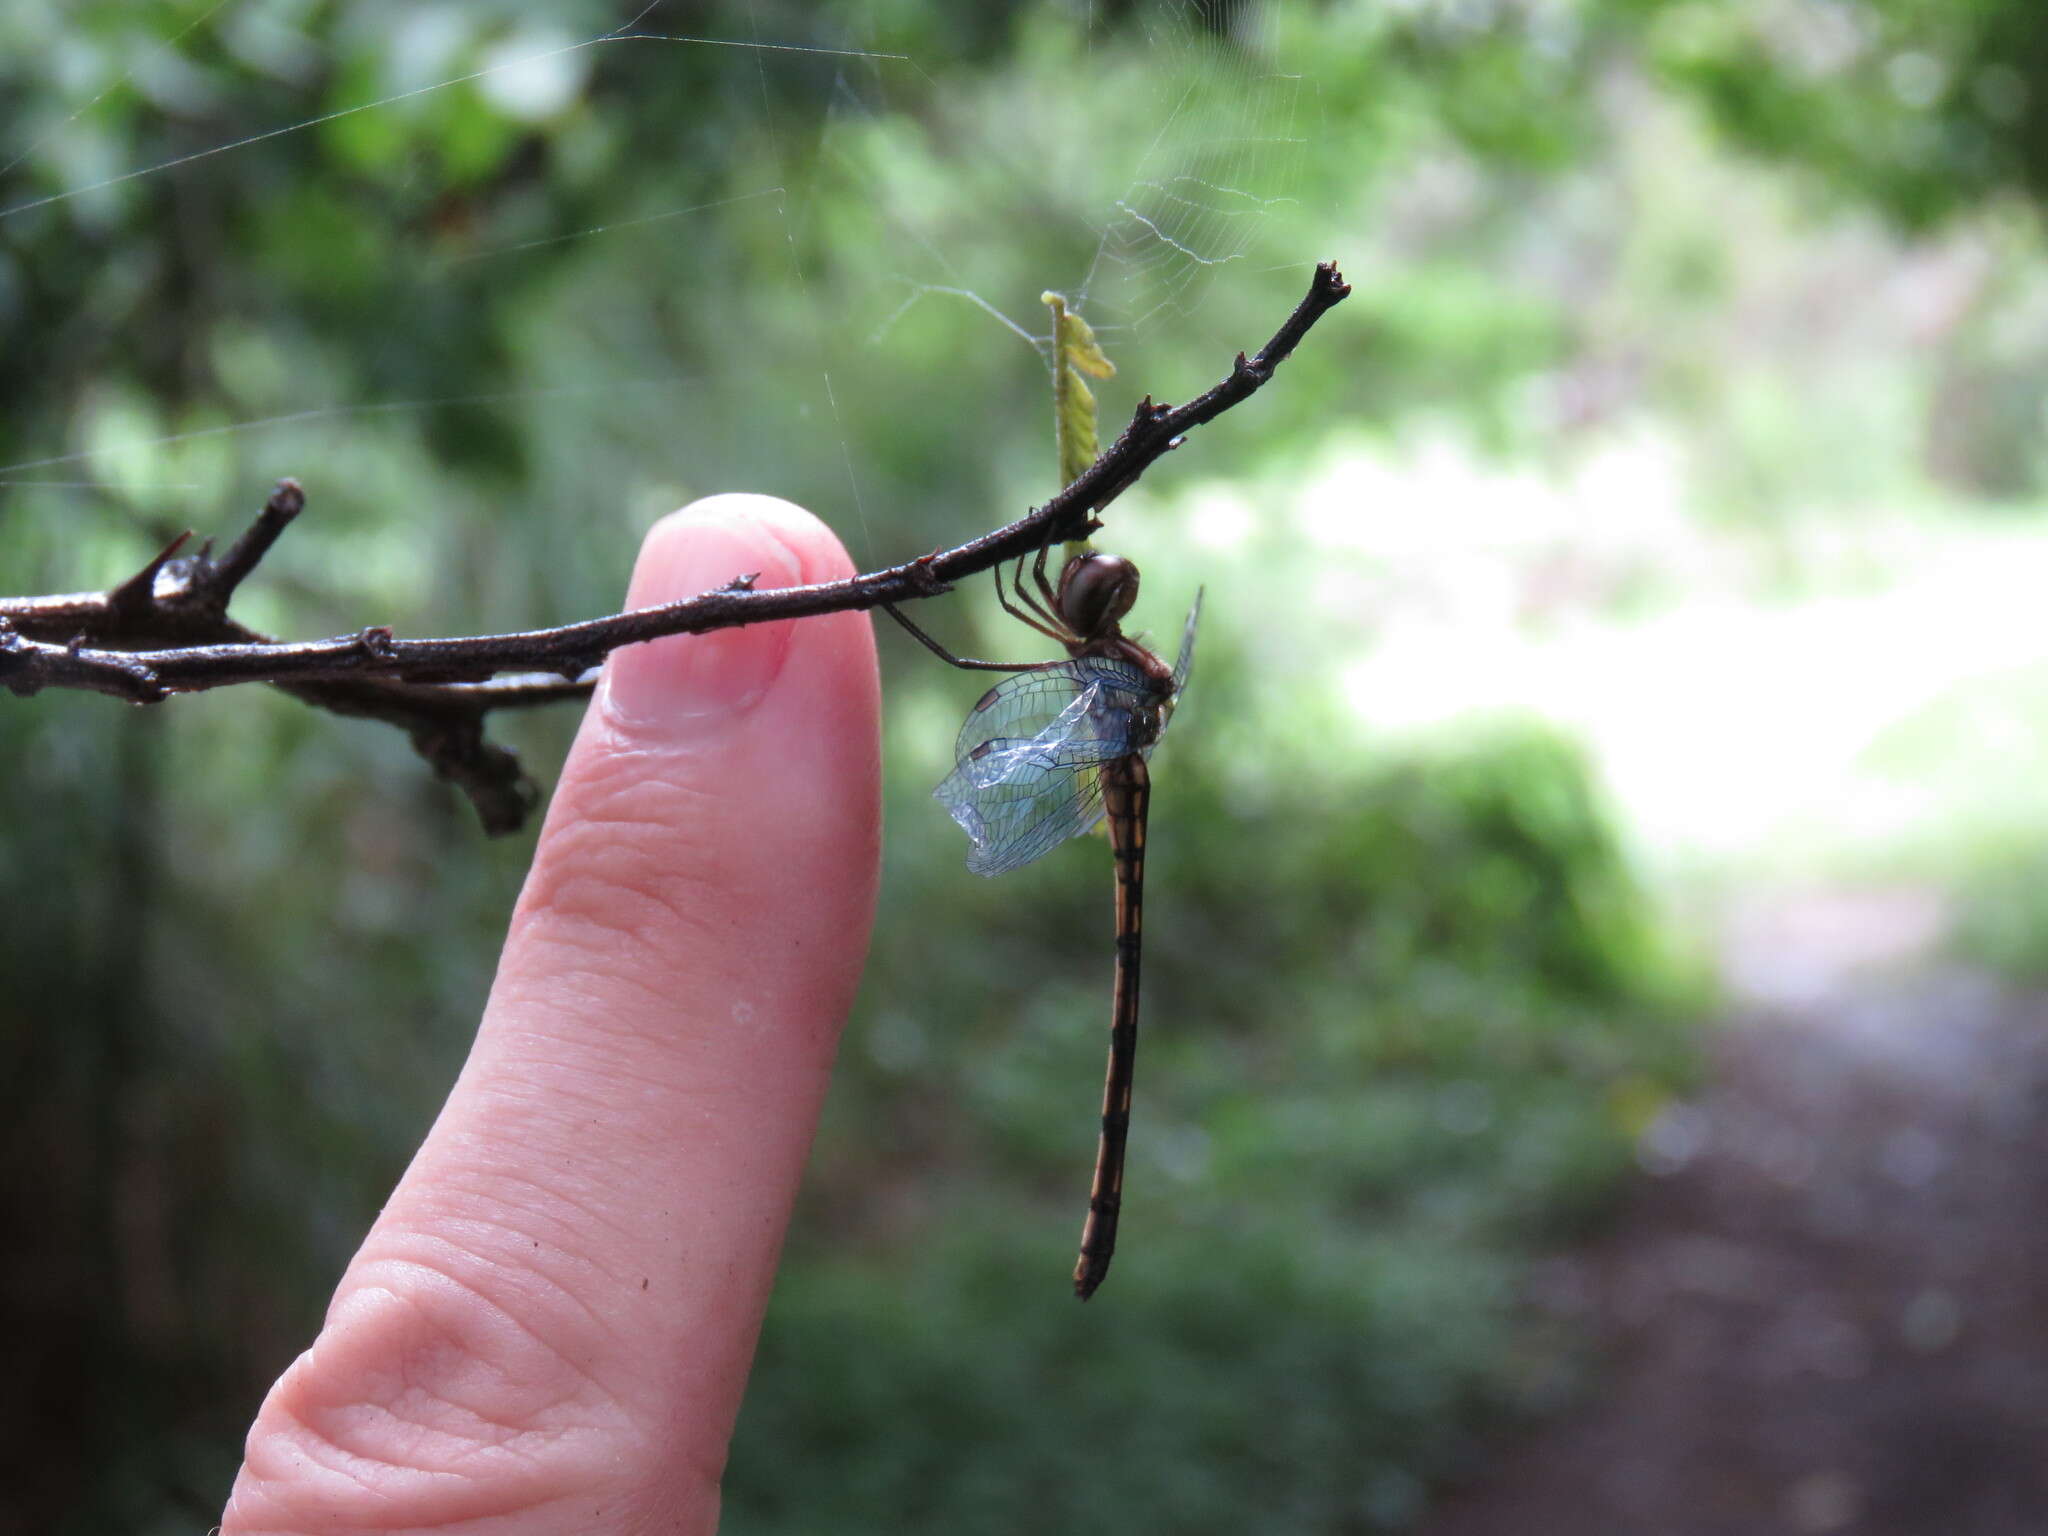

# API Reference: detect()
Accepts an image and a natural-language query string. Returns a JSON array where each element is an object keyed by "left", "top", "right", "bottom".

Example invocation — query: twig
[
  {"left": 205, "top": 478, "right": 306, "bottom": 606},
  {"left": 0, "top": 262, "right": 1350, "bottom": 832}
]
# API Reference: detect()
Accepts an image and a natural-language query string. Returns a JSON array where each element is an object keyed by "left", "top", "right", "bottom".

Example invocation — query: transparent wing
[
  {"left": 941, "top": 759, "right": 1110, "bottom": 877},
  {"left": 1171, "top": 588, "right": 1203, "bottom": 698},
  {"left": 936, "top": 658, "right": 1155, "bottom": 877}
]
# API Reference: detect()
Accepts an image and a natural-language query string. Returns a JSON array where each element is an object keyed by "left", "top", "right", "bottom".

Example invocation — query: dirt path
[{"left": 1416, "top": 890, "right": 2048, "bottom": 1536}]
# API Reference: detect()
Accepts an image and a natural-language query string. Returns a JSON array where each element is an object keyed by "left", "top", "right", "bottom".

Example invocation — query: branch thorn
[{"left": 109, "top": 530, "right": 194, "bottom": 615}]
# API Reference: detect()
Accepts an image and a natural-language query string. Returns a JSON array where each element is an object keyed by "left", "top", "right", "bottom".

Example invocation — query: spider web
[
  {"left": 1071, "top": 1, "right": 1307, "bottom": 335},
  {"left": 855, "top": 1, "right": 1309, "bottom": 380},
  {"left": 0, "top": 1, "right": 1308, "bottom": 531}
]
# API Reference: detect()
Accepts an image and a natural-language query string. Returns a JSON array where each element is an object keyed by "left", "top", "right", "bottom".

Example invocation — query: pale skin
[{"left": 223, "top": 495, "right": 882, "bottom": 1535}]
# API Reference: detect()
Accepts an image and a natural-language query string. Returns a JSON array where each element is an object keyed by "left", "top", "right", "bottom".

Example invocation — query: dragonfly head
[{"left": 1056, "top": 552, "right": 1140, "bottom": 640}]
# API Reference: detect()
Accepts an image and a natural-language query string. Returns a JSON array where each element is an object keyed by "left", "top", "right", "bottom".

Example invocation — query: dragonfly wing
[
  {"left": 1171, "top": 588, "right": 1203, "bottom": 699},
  {"left": 946, "top": 661, "right": 1146, "bottom": 764},
  {"left": 939, "top": 757, "right": 1109, "bottom": 877},
  {"left": 937, "top": 659, "right": 1155, "bottom": 877},
  {"left": 955, "top": 686, "right": 1102, "bottom": 790}
]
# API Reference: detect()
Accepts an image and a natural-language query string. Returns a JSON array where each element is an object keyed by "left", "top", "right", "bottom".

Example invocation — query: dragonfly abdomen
[{"left": 1075, "top": 753, "right": 1150, "bottom": 1300}]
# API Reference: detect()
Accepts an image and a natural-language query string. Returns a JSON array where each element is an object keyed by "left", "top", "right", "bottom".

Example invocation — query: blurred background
[{"left": 3, "top": 1, "right": 2046, "bottom": 1531}]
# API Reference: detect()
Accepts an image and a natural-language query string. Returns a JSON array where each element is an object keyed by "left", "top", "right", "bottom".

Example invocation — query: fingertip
[
  {"left": 603, "top": 495, "right": 858, "bottom": 733},
  {"left": 626, "top": 493, "right": 858, "bottom": 604}
]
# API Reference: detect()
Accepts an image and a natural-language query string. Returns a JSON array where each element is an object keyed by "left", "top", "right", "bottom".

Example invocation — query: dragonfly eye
[{"left": 1057, "top": 553, "right": 1140, "bottom": 638}]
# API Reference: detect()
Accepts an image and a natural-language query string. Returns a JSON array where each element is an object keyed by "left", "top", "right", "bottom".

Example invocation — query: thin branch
[{"left": 0, "top": 262, "right": 1349, "bottom": 831}]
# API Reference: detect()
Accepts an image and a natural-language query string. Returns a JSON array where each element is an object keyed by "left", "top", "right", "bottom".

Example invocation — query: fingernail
[{"left": 600, "top": 510, "right": 801, "bottom": 736}]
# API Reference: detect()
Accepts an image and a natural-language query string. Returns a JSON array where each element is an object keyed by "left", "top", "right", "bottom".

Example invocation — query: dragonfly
[{"left": 887, "top": 542, "right": 1199, "bottom": 1299}]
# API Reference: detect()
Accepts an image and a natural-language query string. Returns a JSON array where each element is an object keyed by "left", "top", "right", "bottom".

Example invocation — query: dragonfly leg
[
  {"left": 880, "top": 602, "right": 1050, "bottom": 672},
  {"left": 1006, "top": 547, "right": 1069, "bottom": 635},
  {"left": 995, "top": 554, "right": 1069, "bottom": 642},
  {"left": 1031, "top": 541, "right": 1064, "bottom": 621}
]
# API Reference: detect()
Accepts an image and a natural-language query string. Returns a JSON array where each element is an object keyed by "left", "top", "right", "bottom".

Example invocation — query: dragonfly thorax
[{"left": 1118, "top": 695, "right": 1168, "bottom": 753}]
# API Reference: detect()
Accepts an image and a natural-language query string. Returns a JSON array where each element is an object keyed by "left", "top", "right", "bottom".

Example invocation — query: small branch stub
[{"left": 207, "top": 477, "right": 306, "bottom": 606}]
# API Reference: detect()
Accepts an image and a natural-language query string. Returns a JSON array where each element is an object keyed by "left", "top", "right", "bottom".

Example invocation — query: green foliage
[
  {"left": 1203, "top": 721, "right": 1687, "bottom": 1024},
  {"left": 1950, "top": 842, "right": 2048, "bottom": 983},
  {"left": 730, "top": 1228, "right": 1514, "bottom": 1535},
  {"left": 1862, "top": 658, "right": 2048, "bottom": 981},
  {"left": 1628, "top": 0, "right": 2048, "bottom": 229}
]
